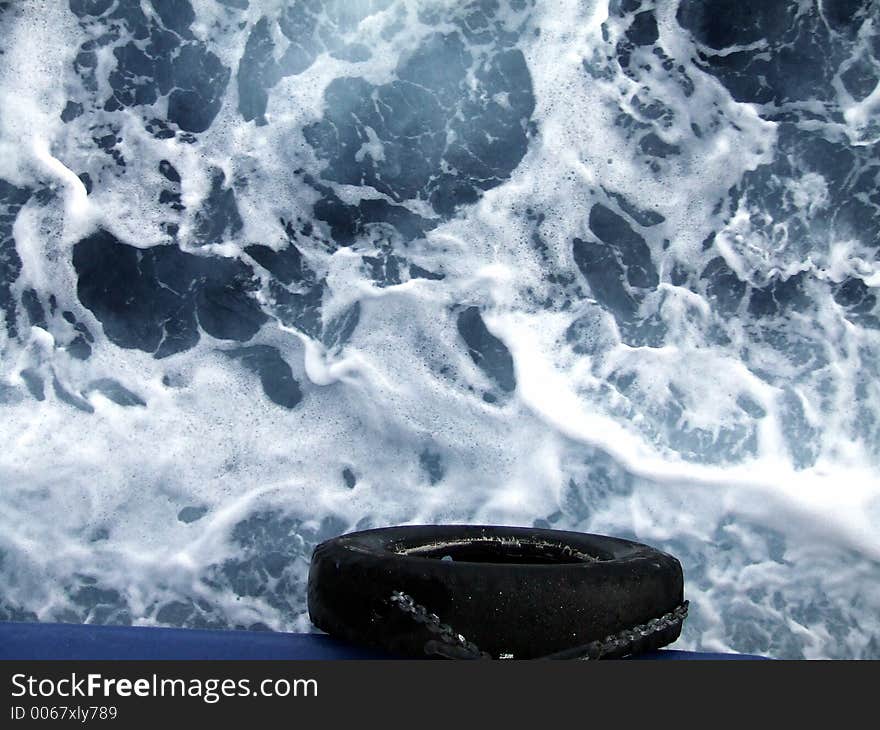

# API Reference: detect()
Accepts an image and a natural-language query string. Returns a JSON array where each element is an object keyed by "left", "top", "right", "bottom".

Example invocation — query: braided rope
[
  {"left": 390, "top": 590, "right": 689, "bottom": 660},
  {"left": 390, "top": 591, "right": 489, "bottom": 659}
]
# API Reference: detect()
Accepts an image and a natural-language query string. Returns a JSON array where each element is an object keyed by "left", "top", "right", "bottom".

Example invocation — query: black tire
[{"left": 308, "top": 525, "right": 685, "bottom": 659}]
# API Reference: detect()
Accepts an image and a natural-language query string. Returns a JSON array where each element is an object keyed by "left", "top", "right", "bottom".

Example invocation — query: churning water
[{"left": 1, "top": 0, "right": 879, "bottom": 658}]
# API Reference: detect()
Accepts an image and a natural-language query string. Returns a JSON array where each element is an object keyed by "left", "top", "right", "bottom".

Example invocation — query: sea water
[{"left": 0, "top": 0, "right": 878, "bottom": 658}]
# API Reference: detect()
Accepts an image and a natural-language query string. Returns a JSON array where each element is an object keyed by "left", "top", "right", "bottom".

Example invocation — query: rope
[{"left": 389, "top": 590, "right": 689, "bottom": 660}]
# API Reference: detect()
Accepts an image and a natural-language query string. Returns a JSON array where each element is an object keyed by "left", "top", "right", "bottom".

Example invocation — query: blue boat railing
[{"left": 0, "top": 621, "right": 766, "bottom": 660}]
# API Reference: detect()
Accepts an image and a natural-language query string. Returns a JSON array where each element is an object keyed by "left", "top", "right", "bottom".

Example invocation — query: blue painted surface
[{"left": 0, "top": 622, "right": 765, "bottom": 660}]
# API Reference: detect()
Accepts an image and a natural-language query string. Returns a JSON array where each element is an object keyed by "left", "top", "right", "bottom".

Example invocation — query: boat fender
[{"left": 308, "top": 525, "right": 687, "bottom": 659}]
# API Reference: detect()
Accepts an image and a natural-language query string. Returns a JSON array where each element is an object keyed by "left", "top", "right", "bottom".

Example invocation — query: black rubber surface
[{"left": 308, "top": 525, "right": 685, "bottom": 659}]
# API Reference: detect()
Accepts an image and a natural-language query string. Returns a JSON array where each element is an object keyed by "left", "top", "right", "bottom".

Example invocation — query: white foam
[{"left": 0, "top": 0, "right": 878, "bottom": 657}]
